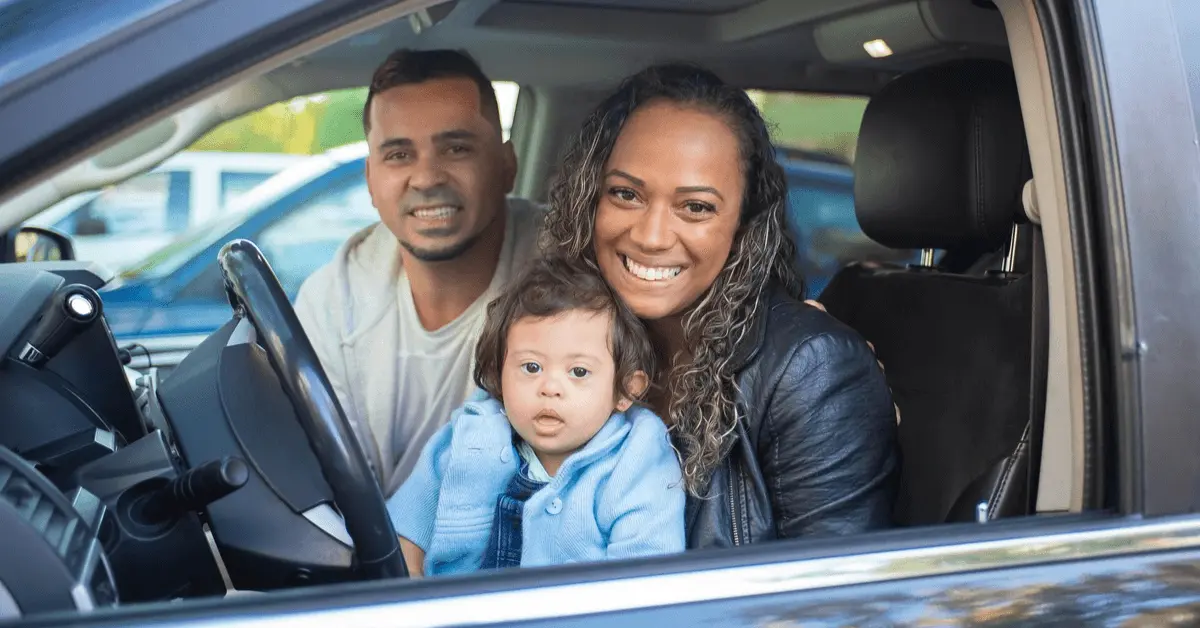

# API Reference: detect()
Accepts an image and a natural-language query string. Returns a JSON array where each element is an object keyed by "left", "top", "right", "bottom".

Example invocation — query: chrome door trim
[{"left": 169, "top": 515, "right": 1200, "bottom": 627}]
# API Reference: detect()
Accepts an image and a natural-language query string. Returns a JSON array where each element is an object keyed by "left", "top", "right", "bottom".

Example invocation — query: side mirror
[{"left": 2, "top": 226, "right": 76, "bottom": 263}]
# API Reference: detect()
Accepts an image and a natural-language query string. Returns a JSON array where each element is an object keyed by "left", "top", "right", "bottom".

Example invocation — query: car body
[
  {"left": 99, "top": 143, "right": 901, "bottom": 341},
  {"left": 2, "top": 1, "right": 1200, "bottom": 627}
]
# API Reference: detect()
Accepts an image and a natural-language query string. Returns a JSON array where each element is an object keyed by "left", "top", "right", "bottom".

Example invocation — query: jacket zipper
[{"left": 727, "top": 456, "right": 742, "bottom": 546}]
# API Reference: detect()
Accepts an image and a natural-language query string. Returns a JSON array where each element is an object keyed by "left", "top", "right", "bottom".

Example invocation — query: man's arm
[{"left": 294, "top": 269, "right": 357, "bottom": 425}]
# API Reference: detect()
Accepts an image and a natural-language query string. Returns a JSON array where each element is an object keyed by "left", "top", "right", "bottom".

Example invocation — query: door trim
[{"left": 65, "top": 515, "right": 1200, "bottom": 627}]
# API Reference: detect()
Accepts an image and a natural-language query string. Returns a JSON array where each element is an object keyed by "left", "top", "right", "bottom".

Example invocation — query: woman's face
[{"left": 593, "top": 101, "right": 744, "bottom": 322}]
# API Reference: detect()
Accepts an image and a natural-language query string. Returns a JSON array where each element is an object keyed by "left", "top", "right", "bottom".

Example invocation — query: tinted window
[{"left": 0, "top": 0, "right": 182, "bottom": 91}]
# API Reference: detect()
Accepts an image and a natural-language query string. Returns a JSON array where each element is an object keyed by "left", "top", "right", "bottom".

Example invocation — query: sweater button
[
  {"left": 500, "top": 447, "right": 512, "bottom": 463},
  {"left": 546, "top": 498, "right": 562, "bottom": 515}
]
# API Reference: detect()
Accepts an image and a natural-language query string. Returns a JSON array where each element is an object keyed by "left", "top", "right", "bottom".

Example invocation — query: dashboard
[{"left": 0, "top": 261, "right": 360, "bottom": 621}]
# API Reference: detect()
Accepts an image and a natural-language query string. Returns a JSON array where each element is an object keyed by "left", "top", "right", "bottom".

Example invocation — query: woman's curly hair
[{"left": 540, "top": 63, "right": 805, "bottom": 495}]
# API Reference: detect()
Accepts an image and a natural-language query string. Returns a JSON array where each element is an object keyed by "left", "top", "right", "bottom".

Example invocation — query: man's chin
[{"left": 399, "top": 235, "right": 480, "bottom": 263}]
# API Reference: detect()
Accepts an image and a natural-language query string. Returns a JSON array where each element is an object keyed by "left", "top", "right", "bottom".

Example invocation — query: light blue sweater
[{"left": 386, "top": 394, "right": 686, "bottom": 575}]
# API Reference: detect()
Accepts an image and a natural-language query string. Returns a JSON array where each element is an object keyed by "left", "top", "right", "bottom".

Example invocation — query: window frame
[{"left": 13, "top": 0, "right": 1194, "bottom": 623}]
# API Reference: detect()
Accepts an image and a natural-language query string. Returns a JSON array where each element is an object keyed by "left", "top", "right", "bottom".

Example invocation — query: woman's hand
[{"left": 805, "top": 299, "right": 901, "bottom": 425}]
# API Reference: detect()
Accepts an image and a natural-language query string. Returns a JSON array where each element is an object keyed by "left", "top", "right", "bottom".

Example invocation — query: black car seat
[{"left": 820, "top": 59, "right": 1039, "bottom": 526}]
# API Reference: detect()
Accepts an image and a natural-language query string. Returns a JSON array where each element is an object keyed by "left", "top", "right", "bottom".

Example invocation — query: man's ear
[
  {"left": 364, "top": 156, "right": 378, "bottom": 209},
  {"left": 501, "top": 140, "right": 518, "bottom": 194},
  {"left": 615, "top": 370, "right": 649, "bottom": 412}
]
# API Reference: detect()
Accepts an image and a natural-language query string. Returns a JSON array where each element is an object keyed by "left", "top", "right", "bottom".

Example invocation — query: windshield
[
  {"left": 0, "top": 0, "right": 183, "bottom": 92},
  {"left": 118, "top": 153, "right": 342, "bottom": 280}
]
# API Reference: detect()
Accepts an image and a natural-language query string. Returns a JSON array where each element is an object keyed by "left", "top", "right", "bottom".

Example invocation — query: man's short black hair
[{"left": 362, "top": 48, "right": 500, "bottom": 133}]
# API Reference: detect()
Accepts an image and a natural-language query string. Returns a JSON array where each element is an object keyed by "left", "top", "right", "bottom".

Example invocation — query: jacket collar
[{"left": 727, "top": 286, "right": 774, "bottom": 373}]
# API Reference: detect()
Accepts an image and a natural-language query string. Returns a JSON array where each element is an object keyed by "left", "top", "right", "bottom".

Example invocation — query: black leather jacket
[{"left": 685, "top": 287, "right": 899, "bottom": 549}]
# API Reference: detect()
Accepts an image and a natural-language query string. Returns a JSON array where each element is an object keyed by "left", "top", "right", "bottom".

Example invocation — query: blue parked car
[{"left": 100, "top": 142, "right": 907, "bottom": 340}]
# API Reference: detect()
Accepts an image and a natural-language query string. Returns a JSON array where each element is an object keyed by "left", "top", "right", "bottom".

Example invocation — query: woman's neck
[{"left": 645, "top": 314, "right": 689, "bottom": 420}]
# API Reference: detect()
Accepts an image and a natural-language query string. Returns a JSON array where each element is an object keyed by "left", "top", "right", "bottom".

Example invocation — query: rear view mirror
[{"left": 2, "top": 226, "right": 76, "bottom": 263}]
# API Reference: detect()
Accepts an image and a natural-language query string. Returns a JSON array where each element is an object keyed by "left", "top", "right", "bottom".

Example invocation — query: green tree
[{"left": 189, "top": 88, "right": 367, "bottom": 155}]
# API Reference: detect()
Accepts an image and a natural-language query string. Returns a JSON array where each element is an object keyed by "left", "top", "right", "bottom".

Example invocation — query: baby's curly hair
[{"left": 474, "top": 256, "right": 656, "bottom": 403}]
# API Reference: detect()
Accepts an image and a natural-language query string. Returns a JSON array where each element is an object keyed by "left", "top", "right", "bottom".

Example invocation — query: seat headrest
[{"left": 854, "top": 59, "right": 1030, "bottom": 251}]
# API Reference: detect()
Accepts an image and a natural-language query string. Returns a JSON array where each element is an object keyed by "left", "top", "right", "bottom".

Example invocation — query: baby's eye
[
  {"left": 521, "top": 362, "right": 542, "bottom": 375},
  {"left": 569, "top": 367, "right": 590, "bottom": 379}
]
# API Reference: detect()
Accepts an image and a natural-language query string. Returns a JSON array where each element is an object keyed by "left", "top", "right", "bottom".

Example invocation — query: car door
[{"left": 8, "top": 0, "right": 1200, "bottom": 626}]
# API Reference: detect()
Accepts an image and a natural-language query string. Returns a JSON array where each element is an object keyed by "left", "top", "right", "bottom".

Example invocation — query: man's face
[{"left": 365, "top": 77, "right": 515, "bottom": 262}]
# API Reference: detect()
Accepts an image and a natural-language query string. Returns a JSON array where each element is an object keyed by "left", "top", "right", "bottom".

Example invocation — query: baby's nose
[{"left": 538, "top": 377, "right": 564, "bottom": 397}]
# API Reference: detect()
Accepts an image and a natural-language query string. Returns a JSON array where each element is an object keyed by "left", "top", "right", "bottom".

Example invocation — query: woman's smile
[{"left": 621, "top": 255, "right": 684, "bottom": 283}]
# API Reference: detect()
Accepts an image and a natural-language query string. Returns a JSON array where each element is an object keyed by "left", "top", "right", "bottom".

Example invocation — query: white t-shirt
[{"left": 295, "top": 198, "right": 543, "bottom": 495}]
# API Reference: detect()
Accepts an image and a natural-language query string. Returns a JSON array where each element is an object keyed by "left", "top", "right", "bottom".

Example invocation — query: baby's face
[{"left": 501, "top": 309, "right": 625, "bottom": 473}]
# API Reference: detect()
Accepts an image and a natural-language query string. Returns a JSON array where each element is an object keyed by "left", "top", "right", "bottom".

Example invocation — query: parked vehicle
[
  {"left": 99, "top": 143, "right": 376, "bottom": 340},
  {"left": 1, "top": 0, "right": 1195, "bottom": 626},
  {"left": 19, "top": 151, "right": 302, "bottom": 271}
]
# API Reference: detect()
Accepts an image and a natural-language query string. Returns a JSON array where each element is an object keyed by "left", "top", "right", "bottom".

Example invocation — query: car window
[
  {"left": 257, "top": 177, "right": 377, "bottom": 296},
  {"left": 53, "top": 170, "right": 191, "bottom": 238},
  {"left": 784, "top": 167, "right": 918, "bottom": 296},
  {"left": 755, "top": 89, "right": 920, "bottom": 295},
  {"left": 176, "top": 172, "right": 377, "bottom": 302},
  {"left": 220, "top": 171, "right": 275, "bottom": 208}
]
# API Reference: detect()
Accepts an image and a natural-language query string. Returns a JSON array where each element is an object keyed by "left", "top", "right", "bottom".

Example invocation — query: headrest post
[
  {"left": 1001, "top": 224, "right": 1020, "bottom": 274},
  {"left": 918, "top": 248, "right": 936, "bottom": 268}
]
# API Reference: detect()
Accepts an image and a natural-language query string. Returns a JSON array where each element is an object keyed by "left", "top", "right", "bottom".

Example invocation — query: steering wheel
[{"left": 217, "top": 238, "right": 406, "bottom": 579}]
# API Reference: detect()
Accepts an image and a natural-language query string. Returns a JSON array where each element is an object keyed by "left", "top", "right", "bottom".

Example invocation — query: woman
[{"left": 541, "top": 64, "right": 899, "bottom": 547}]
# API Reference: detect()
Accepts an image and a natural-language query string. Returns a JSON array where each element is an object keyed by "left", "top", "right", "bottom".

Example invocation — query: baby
[{"left": 387, "top": 256, "right": 685, "bottom": 576}]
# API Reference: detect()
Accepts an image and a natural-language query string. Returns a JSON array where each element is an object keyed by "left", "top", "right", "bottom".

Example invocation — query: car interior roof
[
  {"left": 272, "top": 0, "right": 1012, "bottom": 96},
  {"left": 0, "top": 0, "right": 1014, "bottom": 228}
]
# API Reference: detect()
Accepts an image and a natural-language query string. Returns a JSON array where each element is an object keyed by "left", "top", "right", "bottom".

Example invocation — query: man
[{"left": 295, "top": 49, "right": 543, "bottom": 496}]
